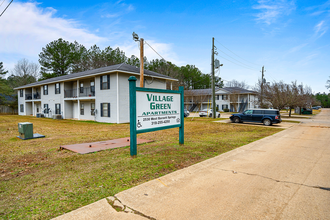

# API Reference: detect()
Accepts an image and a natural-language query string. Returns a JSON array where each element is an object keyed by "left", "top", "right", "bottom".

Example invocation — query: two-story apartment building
[
  {"left": 184, "top": 87, "right": 258, "bottom": 112},
  {"left": 15, "top": 63, "right": 177, "bottom": 123},
  {"left": 215, "top": 87, "right": 259, "bottom": 112}
]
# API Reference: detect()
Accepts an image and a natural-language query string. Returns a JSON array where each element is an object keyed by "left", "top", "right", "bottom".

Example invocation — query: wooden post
[{"left": 140, "top": 38, "right": 144, "bottom": 88}]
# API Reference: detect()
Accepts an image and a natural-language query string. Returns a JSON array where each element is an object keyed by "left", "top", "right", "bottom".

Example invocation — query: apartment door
[{"left": 73, "top": 102, "right": 78, "bottom": 119}]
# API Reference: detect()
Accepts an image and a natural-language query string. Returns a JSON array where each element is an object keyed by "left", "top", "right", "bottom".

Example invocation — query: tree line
[
  {"left": 0, "top": 38, "right": 221, "bottom": 109},
  {"left": 255, "top": 80, "right": 320, "bottom": 116},
  {"left": 314, "top": 93, "right": 330, "bottom": 108},
  {"left": 1, "top": 37, "right": 327, "bottom": 113},
  {"left": 38, "top": 38, "right": 220, "bottom": 90}
]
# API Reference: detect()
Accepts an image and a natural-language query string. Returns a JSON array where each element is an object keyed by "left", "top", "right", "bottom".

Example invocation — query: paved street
[{"left": 55, "top": 109, "right": 330, "bottom": 220}]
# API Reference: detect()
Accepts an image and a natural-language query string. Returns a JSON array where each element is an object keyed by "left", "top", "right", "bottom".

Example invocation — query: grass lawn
[{"left": 1, "top": 115, "right": 281, "bottom": 219}]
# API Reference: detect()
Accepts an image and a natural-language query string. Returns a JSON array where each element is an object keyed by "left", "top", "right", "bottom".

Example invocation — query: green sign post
[{"left": 129, "top": 76, "right": 184, "bottom": 156}]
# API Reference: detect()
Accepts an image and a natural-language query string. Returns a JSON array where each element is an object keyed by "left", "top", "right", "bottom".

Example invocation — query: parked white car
[{"left": 199, "top": 109, "right": 221, "bottom": 118}]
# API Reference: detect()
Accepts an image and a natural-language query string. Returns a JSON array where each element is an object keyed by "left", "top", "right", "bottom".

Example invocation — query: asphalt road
[{"left": 55, "top": 109, "right": 330, "bottom": 220}]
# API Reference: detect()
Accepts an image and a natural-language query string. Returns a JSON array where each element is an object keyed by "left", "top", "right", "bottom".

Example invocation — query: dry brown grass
[{"left": 0, "top": 115, "right": 280, "bottom": 219}]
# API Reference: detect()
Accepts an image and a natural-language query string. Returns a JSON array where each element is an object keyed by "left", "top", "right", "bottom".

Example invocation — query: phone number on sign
[{"left": 151, "top": 120, "right": 170, "bottom": 125}]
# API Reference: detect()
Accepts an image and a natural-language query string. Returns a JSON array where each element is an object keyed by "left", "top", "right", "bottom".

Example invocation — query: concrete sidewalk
[{"left": 54, "top": 109, "right": 330, "bottom": 220}]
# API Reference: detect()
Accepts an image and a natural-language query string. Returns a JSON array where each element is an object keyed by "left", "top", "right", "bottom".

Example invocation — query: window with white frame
[
  {"left": 222, "top": 104, "right": 229, "bottom": 110},
  {"left": 91, "top": 103, "right": 95, "bottom": 116},
  {"left": 44, "top": 104, "right": 49, "bottom": 113},
  {"left": 20, "top": 89, "right": 23, "bottom": 97},
  {"left": 222, "top": 95, "right": 228, "bottom": 100},
  {"left": 55, "top": 103, "right": 61, "bottom": 114},
  {"left": 80, "top": 103, "right": 84, "bottom": 115},
  {"left": 90, "top": 81, "right": 95, "bottom": 94},
  {"left": 43, "top": 85, "right": 48, "bottom": 95},
  {"left": 100, "top": 103, "right": 110, "bottom": 117},
  {"left": 20, "top": 104, "right": 24, "bottom": 112},
  {"left": 100, "top": 75, "right": 110, "bottom": 90},
  {"left": 80, "top": 82, "right": 84, "bottom": 93},
  {"left": 55, "top": 83, "right": 60, "bottom": 94}
]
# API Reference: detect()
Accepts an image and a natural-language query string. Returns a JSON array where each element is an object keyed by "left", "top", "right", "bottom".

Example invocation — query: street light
[{"left": 132, "top": 32, "right": 139, "bottom": 42}]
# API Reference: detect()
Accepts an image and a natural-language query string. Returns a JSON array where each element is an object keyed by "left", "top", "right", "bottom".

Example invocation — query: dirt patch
[{"left": 1, "top": 151, "right": 49, "bottom": 180}]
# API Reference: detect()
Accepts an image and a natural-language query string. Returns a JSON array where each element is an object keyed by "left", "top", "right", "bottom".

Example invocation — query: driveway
[
  {"left": 55, "top": 109, "right": 330, "bottom": 219},
  {"left": 215, "top": 119, "right": 297, "bottom": 129}
]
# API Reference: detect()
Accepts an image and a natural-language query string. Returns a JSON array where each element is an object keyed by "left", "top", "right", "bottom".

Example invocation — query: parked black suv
[{"left": 230, "top": 109, "right": 281, "bottom": 126}]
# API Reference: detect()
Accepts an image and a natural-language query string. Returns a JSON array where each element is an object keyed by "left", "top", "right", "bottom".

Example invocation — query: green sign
[{"left": 129, "top": 76, "right": 184, "bottom": 156}]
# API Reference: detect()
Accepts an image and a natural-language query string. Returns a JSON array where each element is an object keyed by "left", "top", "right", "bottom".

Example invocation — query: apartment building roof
[
  {"left": 15, "top": 63, "right": 177, "bottom": 90},
  {"left": 184, "top": 87, "right": 257, "bottom": 96}
]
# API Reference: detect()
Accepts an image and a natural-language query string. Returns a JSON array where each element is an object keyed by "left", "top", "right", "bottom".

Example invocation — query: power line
[
  {"left": 144, "top": 39, "right": 259, "bottom": 82},
  {"left": 0, "top": 0, "right": 13, "bottom": 18},
  {"left": 264, "top": 70, "right": 276, "bottom": 82},
  {"left": 0, "top": 0, "right": 6, "bottom": 8},
  {"left": 217, "top": 54, "right": 259, "bottom": 71},
  {"left": 215, "top": 46, "right": 259, "bottom": 71},
  {"left": 144, "top": 41, "right": 167, "bottom": 61},
  {"left": 215, "top": 38, "right": 262, "bottom": 67}
]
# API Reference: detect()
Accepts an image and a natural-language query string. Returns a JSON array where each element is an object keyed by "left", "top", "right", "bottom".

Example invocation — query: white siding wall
[
  {"left": 40, "top": 83, "right": 64, "bottom": 117},
  {"left": 17, "top": 72, "right": 170, "bottom": 123},
  {"left": 249, "top": 95, "right": 258, "bottom": 108},
  {"left": 64, "top": 101, "right": 73, "bottom": 119},
  {"left": 144, "top": 77, "right": 166, "bottom": 89},
  {"left": 79, "top": 101, "right": 96, "bottom": 121},
  {"left": 26, "top": 102, "right": 32, "bottom": 115},
  {"left": 73, "top": 102, "right": 78, "bottom": 119},
  {"left": 18, "top": 90, "right": 25, "bottom": 115},
  {"left": 95, "top": 74, "right": 117, "bottom": 123},
  {"left": 215, "top": 92, "right": 259, "bottom": 111},
  {"left": 117, "top": 74, "right": 167, "bottom": 123},
  {"left": 215, "top": 91, "right": 231, "bottom": 111},
  {"left": 118, "top": 73, "right": 130, "bottom": 123}
]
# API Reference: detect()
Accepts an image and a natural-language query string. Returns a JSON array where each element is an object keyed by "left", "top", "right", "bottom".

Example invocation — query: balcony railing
[
  {"left": 64, "top": 87, "right": 95, "bottom": 98},
  {"left": 80, "top": 86, "right": 95, "bottom": 97},
  {"left": 64, "top": 89, "right": 78, "bottom": 98},
  {"left": 25, "top": 93, "right": 32, "bottom": 100},
  {"left": 33, "top": 93, "right": 41, "bottom": 99}
]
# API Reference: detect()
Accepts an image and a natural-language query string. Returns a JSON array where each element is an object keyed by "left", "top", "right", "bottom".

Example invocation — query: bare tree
[
  {"left": 254, "top": 78, "right": 317, "bottom": 114},
  {"left": 225, "top": 80, "right": 250, "bottom": 89},
  {"left": 253, "top": 79, "right": 271, "bottom": 109},
  {"left": 286, "top": 81, "right": 301, "bottom": 117},
  {"left": 228, "top": 88, "right": 242, "bottom": 112},
  {"left": 7, "top": 59, "right": 39, "bottom": 88},
  {"left": 262, "top": 81, "right": 289, "bottom": 110},
  {"left": 12, "top": 58, "right": 40, "bottom": 79}
]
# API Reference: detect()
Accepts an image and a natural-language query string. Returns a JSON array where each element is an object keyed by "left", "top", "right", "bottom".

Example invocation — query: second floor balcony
[
  {"left": 25, "top": 93, "right": 41, "bottom": 100},
  {"left": 64, "top": 86, "right": 95, "bottom": 98}
]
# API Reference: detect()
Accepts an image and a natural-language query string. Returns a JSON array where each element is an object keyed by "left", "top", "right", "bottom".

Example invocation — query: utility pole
[
  {"left": 260, "top": 66, "right": 264, "bottom": 108},
  {"left": 140, "top": 38, "right": 144, "bottom": 88},
  {"left": 212, "top": 37, "right": 216, "bottom": 119},
  {"left": 132, "top": 32, "right": 144, "bottom": 88}
]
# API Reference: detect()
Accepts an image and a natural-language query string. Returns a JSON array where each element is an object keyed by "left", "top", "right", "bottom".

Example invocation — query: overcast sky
[{"left": 0, "top": 0, "right": 329, "bottom": 93}]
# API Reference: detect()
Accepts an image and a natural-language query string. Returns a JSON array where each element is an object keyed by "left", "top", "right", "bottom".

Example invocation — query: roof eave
[{"left": 14, "top": 70, "right": 177, "bottom": 90}]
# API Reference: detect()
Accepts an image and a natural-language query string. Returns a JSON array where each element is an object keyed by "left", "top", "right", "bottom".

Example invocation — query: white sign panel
[{"left": 136, "top": 91, "right": 181, "bottom": 130}]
